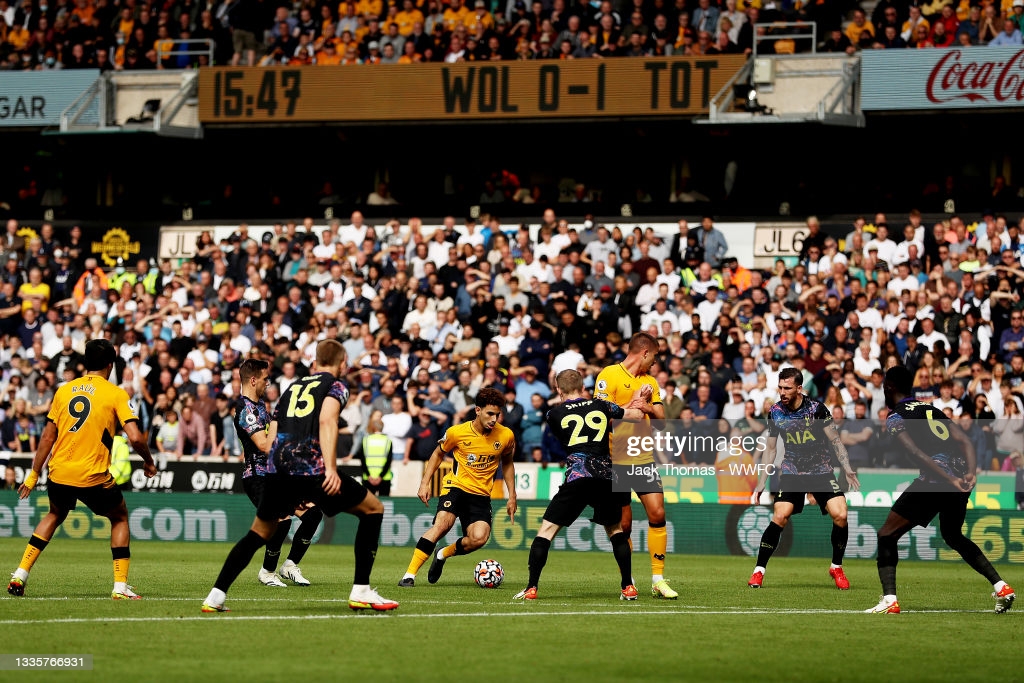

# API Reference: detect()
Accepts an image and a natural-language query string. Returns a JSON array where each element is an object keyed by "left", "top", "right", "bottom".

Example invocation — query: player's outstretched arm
[
  {"left": 19, "top": 421, "right": 57, "bottom": 499},
  {"left": 319, "top": 398, "right": 342, "bottom": 496},
  {"left": 123, "top": 420, "right": 158, "bottom": 478},
  {"left": 823, "top": 423, "right": 859, "bottom": 492},
  {"left": 501, "top": 447, "right": 517, "bottom": 520},
  {"left": 752, "top": 435, "right": 777, "bottom": 502},
  {"left": 417, "top": 445, "right": 445, "bottom": 506}
]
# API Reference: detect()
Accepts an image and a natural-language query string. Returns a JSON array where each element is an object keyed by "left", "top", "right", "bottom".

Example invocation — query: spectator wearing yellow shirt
[
  {"left": 395, "top": 0, "right": 424, "bottom": 35},
  {"left": 398, "top": 39, "right": 422, "bottom": 61},
  {"left": 6, "top": 22, "right": 29, "bottom": 50},
  {"left": 901, "top": 4, "right": 929, "bottom": 42},
  {"left": 464, "top": 0, "right": 493, "bottom": 33},
  {"left": 443, "top": 0, "right": 469, "bottom": 32},
  {"left": 114, "top": 6, "right": 134, "bottom": 38},
  {"left": 18, "top": 268, "right": 50, "bottom": 315},
  {"left": 317, "top": 40, "right": 344, "bottom": 64},
  {"left": 357, "top": 0, "right": 383, "bottom": 19},
  {"left": 72, "top": 0, "right": 95, "bottom": 25},
  {"left": 845, "top": 8, "right": 874, "bottom": 46}
]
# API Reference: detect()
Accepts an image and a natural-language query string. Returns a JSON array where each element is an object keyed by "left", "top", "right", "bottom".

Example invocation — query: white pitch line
[{"left": 0, "top": 608, "right": 1009, "bottom": 626}]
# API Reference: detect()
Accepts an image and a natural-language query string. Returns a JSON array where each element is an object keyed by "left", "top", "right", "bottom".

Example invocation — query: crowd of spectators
[
  {"left": 0, "top": 203, "right": 1022, "bottom": 496},
  {"left": 3, "top": 0, "right": 1018, "bottom": 71}
]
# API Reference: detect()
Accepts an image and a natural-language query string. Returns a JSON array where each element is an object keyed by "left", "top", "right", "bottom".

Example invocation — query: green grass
[{"left": 0, "top": 539, "right": 1021, "bottom": 683}]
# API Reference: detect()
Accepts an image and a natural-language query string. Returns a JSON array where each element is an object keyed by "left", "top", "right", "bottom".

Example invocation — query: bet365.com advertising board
[{"left": 1, "top": 494, "right": 1021, "bottom": 564}]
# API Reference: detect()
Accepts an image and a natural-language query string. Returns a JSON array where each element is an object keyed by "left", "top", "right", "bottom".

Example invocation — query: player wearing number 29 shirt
[
  {"left": 513, "top": 370, "right": 654, "bottom": 602},
  {"left": 865, "top": 366, "right": 1015, "bottom": 615},
  {"left": 8, "top": 340, "right": 157, "bottom": 600}
]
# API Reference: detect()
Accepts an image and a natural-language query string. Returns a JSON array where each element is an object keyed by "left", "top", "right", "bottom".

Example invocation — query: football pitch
[{"left": 0, "top": 539, "right": 1020, "bottom": 683}]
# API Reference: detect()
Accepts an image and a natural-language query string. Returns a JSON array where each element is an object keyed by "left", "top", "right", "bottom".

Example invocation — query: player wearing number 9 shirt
[
  {"left": 8, "top": 339, "right": 158, "bottom": 600},
  {"left": 865, "top": 366, "right": 1015, "bottom": 615},
  {"left": 513, "top": 370, "right": 655, "bottom": 601}
]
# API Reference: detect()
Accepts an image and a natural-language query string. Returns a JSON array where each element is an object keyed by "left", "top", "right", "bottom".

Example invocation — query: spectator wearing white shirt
[
  {"left": 915, "top": 317, "right": 947, "bottom": 352},
  {"left": 456, "top": 219, "right": 485, "bottom": 249},
  {"left": 852, "top": 294, "right": 884, "bottom": 331},
  {"left": 887, "top": 262, "right": 920, "bottom": 294},
  {"left": 696, "top": 285, "right": 724, "bottom": 332},
  {"left": 864, "top": 225, "right": 897, "bottom": 266},
  {"left": 890, "top": 224, "right": 924, "bottom": 266},
  {"left": 642, "top": 299, "right": 679, "bottom": 333},
  {"left": 337, "top": 211, "right": 368, "bottom": 248},
  {"left": 933, "top": 380, "right": 963, "bottom": 418},
  {"left": 655, "top": 258, "right": 681, "bottom": 298},
  {"left": 853, "top": 342, "right": 880, "bottom": 382}
]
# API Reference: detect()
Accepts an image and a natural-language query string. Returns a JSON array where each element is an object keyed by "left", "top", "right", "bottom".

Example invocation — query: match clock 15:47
[{"left": 210, "top": 70, "right": 302, "bottom": 118}]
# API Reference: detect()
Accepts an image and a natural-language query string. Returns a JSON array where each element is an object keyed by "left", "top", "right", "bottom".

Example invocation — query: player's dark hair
[
  {"left": 476, "top": 387, "right": 505, "bottom": 410},
  {"left": 627, "top": 332, "right": 658, "bottom": 354},
  {"left": 778, "top": 367, "right": 803, "bottom": 385},
  {"left": 239, "top": 359, "right": 269, "bottom": 385},
  {"left": 84, "top": 339, "right": 117, "bottom": 371},
  {"left": 556, "top": 369, "right": 584, "bottom": 395},
  {"left": 885, "top": 366, "right": 914, "bottom": 397}
]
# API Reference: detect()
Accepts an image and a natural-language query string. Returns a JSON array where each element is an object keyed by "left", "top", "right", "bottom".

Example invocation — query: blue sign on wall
[{"left": 0, "top": 70, "right": 99, "bottom": 127}]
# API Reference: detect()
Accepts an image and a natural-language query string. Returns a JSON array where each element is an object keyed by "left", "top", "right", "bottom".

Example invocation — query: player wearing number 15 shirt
[
  {"left": 513, "top": 370, "right": 654, "bottom": 602},
  {"left": 398, "top": 388, "right": 516, "bottom": 587},
  {"left": 8, "top": 339, "right": 157, "bottom": 600},
  {"left": 202, "top": 340, "right": 398, "bottom": 613},
  {"left": 865, "top": 366, "right": 1015, "bottom": 615}
]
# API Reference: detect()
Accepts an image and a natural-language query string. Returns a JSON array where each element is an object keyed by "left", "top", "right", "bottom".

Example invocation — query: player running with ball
[
  {"left": 865, "top": 366, "right": 1015, "bottom": 615},
  {"left": 398, "top": 388, "right": 516, "bottom": 587},
  {"left": 513, "top": 370, "right": 655, "bottom": 601},
  {"left": 748, "top": 367, "right": 860, "bottom": 590}
]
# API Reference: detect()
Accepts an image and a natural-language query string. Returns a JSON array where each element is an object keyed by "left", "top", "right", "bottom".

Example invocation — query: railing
[
  {"left": 155, "top": 38, "right": 214, "bottom": 67},
  {"left": 706, "top": 59, "right": 753, "bottom": 122},
  {"left": 154, "top": 71, "right": 203, "bottom": 138},
  {"left": 753, "top": 21, "right": 817, "bottom": 59},
  {"left": 59, "top": 75, "right": 108, "bottom": 132}
]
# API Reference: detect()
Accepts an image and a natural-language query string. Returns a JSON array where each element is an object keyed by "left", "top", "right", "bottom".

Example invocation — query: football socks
[
  {"left": 353, "top": 512, "right": 383, "bottom": 586},
  {"left": 214, "top": 530, "right": 267, "bottom": 593},
  {"left": 649, "top": 522, "right": 667, "bottom": 577},
  {"left": 287, "top": 507, "right": 323, "bottom": 565},
  {"left": 112, "top": 546, "right": 130, "bottom": 584},
  {"left": 610, "top": 532, "right": 633, "bottom": 590},
  {"left": 527, "top": 536, "right": 551, "bottom": 590},
  {"left": 831, "top": 523, "right": 848, "bottom": 566},
  {"left": 406, "top": 537, "right": 437, "bottom": 578},
  {"left": 755, "top": 522, "right": 784, "bottom": 569},
  {"left": 18, "top": 534, "right": 50, "bottom": 574},
  {"left": 263, "top": 522, "right": 290, "bottom": 573}
]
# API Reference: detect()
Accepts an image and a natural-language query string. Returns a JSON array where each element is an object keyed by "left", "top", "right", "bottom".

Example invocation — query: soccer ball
[{"left": 473, "top": 559, "right": 504, "bottom": 588}]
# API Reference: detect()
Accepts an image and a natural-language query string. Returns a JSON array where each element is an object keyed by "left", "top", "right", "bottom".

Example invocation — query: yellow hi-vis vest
[{"left": 362, "top": 433, "right": 393, "bottom": 481}]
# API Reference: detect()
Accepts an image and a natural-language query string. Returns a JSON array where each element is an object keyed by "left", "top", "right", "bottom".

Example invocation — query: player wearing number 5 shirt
[{"left": 8, "top": 339, "right": 157, "bottom": 600}]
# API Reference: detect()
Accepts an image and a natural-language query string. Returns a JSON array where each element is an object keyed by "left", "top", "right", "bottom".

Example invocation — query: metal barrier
[
  {"left": 753, "top": 21, "right": 817, "bottom": 59},
  {"left": 156, "top": 38, "right": 214, "bottom": 67}
]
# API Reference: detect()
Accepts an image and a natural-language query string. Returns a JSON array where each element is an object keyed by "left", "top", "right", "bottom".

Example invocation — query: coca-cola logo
[{"left": 926, "top": 48, "right": 1024, "bottom": 104}]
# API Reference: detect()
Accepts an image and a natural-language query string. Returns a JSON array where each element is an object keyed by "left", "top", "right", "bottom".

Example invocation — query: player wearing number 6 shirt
[
  {"left": 8, "top": 339, "right": 157, "bottom": 600},
  {"left": 202, "top": 340, "right": 398, "bottom": 613},
  {"left": 866, "top": 366, "right": 1015, "bottom": 615},
  {"left": 398, "top": 387, "right": 516, "bottom": 587},
  {"left": 748, "top": 367, "right": 860, "bottom": 590},
  {"left": 513, "top": 370, "right": 655, "bottom": 601}
]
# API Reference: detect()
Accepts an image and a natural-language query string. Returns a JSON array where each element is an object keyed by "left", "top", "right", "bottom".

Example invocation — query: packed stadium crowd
[
  {"left": 0, "top": 206, "right": 1022, "bottom": 485},
  {"left": 1, "top": 0, "right": 1019, "bottom": 71}
]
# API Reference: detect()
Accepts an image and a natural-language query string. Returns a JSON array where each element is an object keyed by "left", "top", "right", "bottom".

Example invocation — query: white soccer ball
[{"left": 473, "top": 559, "right": 504, "bottom": 588}]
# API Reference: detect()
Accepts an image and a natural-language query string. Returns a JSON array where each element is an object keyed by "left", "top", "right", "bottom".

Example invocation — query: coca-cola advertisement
[{"left": 862, "top": 46, "right": 1024, "bottom": 110}]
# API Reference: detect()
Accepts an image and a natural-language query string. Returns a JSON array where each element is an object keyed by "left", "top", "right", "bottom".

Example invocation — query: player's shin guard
[
  {"left": 940, "top": 522, "right": 1002, "bottom": 585},
  {"left": 610, "top": 532, "right": 633, "bottom": 590},
  {"left": 215, "top": 530, "right": 267, "bottom": 592},
  {"left": 406, "top": 537, "right": 437, "bottom": 577},
  {"left": 755, "top": 522, "right": 783, "bottom": 569},
  {"left": 288, "top": 507, "right": 323, "bottom": 565},
  {"left": 112, "top": 546, "right": 130, "bottom": 584},
  {"left": 831, "top": 523, "right": 849, "bottom": 566},
  {"left": 527, "top": 537, "right": 551, "bottom": 589},
  {"left": 877, "top": 533, "right": 899, "bottom": 596},
  {"left": 18, "top": 534, "right": 50, "bottom": 574},
  {"left": 263, "top": 521, "right": 290, "bottom": 572},
  {"left": 353, "top": 512, "right": 383, "bottom": 586}
]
